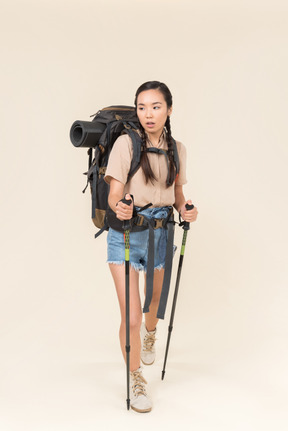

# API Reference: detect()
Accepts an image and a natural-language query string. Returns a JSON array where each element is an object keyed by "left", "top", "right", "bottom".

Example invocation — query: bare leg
[
  {"left": 144, "top": 268, "right": 164, "bottom": 331},
  {"left": 109, "top": 263, "right": 142, "bottom": 372}
]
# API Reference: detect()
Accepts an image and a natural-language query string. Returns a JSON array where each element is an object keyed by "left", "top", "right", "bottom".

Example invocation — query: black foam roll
[{"left": 70, "top": 120, "right": 106, "bottom": 148}]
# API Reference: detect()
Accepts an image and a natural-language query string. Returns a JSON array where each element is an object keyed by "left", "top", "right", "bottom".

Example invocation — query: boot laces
[
  {"left": 143, "top": 332, "right": 156, "bottom": 352},
  {"left": 130, "top": 370, "right": 147, "bottom": 396}
]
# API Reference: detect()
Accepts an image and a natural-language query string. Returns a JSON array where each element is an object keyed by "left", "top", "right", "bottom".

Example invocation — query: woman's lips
[{"left": 146, "top": 122, "right": 155, "bottom": 128}]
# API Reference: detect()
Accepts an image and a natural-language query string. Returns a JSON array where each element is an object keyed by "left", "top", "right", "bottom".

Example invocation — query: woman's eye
[
  {"left": 138, "top": 107, "right": 144, "bottom": 111},
  {"left": 153, "top": 106, "right": 160, "bottom": 110}
]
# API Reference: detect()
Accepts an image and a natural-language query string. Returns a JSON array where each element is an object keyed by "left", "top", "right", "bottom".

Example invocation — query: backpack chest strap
[{"left": 144, "top": 147, "right": 170, "bottom": 184}]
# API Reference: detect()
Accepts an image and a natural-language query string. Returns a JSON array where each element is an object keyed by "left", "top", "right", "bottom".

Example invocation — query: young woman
[{"left": 104, "top": 81, "right": 198, "bottom": 413}]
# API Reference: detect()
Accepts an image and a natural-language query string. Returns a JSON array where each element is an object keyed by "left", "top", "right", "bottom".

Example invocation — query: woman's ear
[{"left": 168, "top": 106, "right": 173, "bottom": 117}]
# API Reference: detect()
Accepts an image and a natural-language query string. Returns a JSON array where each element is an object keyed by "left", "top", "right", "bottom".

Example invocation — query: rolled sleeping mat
[{"left": 70, "top": 120, "right": 106, "bottom": 148}]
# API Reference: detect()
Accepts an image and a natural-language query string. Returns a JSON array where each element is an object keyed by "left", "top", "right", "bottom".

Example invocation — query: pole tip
[
  {"left": 126, "top": 399, "right": 130, "bottom": 410},
  {"left": 161, "top": 370, "right": 165, "bottom": 380}
]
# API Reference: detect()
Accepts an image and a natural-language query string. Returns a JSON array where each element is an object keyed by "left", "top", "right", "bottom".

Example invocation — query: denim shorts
[{"left": 107, "top": 206, "right": 172, "bottom": 272}]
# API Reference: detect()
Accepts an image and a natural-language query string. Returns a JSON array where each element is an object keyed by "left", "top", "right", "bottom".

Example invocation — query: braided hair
[
  {"left": 164, "top": 115, "right": 177, "bottom": 186},
  {"left": 134, "top": 81, "right": 177, "bottom": 187}
]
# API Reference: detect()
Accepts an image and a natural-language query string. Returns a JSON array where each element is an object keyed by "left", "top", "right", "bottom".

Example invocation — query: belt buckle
[
  {"left": 136, "top": 214, "right": 144, "bottom": 226},
  {"left": 154, "top": 218, "right": 163, "bottom": 229}
]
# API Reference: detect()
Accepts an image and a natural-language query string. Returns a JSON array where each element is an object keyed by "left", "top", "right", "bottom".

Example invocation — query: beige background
[{"left": 1, "top": 0, "right": 288, "bottom": 430}]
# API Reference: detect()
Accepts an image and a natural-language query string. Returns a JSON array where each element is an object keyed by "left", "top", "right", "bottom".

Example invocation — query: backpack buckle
[
  {"left": 154, "top": 218, "right": 164, "bottom": 229},
  {"left": 135, "top": 214, "right": 145, "bottom": 226},
  {"left": 123, "top": 121, "right": 132, "bottom": 130},
  {"left": 98, "top": 167, "right": 106, "bottom": 176}
]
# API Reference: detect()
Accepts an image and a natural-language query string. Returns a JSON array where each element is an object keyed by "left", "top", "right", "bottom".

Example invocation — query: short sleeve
[
  {"left": 104, "top": 134, "right": 133, "bottom": 185},
  {"left": 175, "top": 141, "right": 187, "bottom": 185}
]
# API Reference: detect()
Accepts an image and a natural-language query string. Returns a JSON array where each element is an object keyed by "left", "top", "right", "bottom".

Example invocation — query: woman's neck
[{"left": 146, "top": 129, "right": 164, "bottom": 147}]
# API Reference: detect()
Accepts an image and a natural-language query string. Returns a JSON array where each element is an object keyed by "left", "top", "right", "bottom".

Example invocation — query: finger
[
  {"left": 118, "top": 201, "right": 131, "bottom": 211},
  {"left": 117, "top": 209, "right": 131, "bottom": 219},
  {"left": 116, "top": 205, "right": 132, "bottom": 217},
  {"left": 123, "top": 193, "right": 132, "bottom": 206}
]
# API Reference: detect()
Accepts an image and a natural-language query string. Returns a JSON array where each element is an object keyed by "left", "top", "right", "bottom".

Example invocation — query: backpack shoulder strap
[
  {"left": 144, "top": 137, "right": 180, "bottom": 185},
  {"left": 125, "top": 129, "right": 142, "bottom": 178},
  {"left": 123, "top": 130, "right": 180, "bottom": 182}
]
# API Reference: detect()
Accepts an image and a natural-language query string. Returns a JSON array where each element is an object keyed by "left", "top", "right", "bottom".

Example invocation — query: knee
[
  {"left": 120, "top": 310, "right": 142, "bottom": 332},
  {"left": 129, "top": 311, "right": 142, "bottom": 333},
  {"left": 150, "top": 290, "right": 161, "bottom": 305}
]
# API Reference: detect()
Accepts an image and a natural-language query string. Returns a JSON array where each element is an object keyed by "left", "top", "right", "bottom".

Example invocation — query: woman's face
[{"left": 136, "top": 89, "right": 172, "bottom": 138}]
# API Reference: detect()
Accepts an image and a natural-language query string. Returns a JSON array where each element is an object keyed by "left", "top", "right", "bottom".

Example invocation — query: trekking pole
[
  {"left": 161, "top": 203, "right": 194, "bottom": 380},
  {"left": 122, "top": 196, "right": 133, "bottom": 410}
]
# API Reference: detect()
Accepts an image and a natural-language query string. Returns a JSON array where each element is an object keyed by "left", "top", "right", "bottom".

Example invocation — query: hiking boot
[
  {"left": 140, "top": 322, "right": 157, "bottom": 365},
  {"left": 130, "top": 367, "right": 152, "bottom": 413}
]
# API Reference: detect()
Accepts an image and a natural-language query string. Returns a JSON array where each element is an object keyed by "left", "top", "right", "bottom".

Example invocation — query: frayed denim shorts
[{"left": 107, "top": 206, "right": 172, "bottom": 272}]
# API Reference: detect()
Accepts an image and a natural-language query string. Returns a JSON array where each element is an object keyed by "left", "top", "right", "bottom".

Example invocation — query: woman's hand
[
  {"left": 180, "top": 200, "right": 198, "bottom": 223},
  {"left": 115, "top": 193, "right": 134, "bottom": 221}
]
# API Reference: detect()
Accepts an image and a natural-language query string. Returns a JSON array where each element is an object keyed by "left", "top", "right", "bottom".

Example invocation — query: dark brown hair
[{"left": 134, "top": 81, "right": 176, "bottom": 187}]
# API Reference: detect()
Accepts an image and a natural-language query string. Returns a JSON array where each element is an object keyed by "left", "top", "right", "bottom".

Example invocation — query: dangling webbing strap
[
  {"left": 142, "top": 222, "right": 155, "bottom": 314},
  {"left": 94, "top": 222, "right": 109, "bottom": 239},
  {"left": 91, "top": 164, "right": 98, "bottom": 219},
  {"left": 157, "top": 220, "right": 175, "bottom": 319},
  {"left": 142, "top": 211, "right": 175, "bottom": 319}
]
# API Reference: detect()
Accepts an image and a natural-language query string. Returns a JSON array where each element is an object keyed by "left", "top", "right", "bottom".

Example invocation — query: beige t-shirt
[{"left": 104, "top": 132, "right": 187, "bottom": 207}]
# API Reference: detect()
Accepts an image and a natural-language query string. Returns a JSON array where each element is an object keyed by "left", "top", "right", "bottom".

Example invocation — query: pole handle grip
[
  {"left": 121, "top": 195, "right": 133, "bottom": 231},
  {"left": 185, "top": 203, "right": 194, "bottom": 211},
  {"left": 122, "top": 197, "right": 132, "bottom": 206},
  {"left": 183, "top": 203, "right": 194, "bottom": 230}
]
